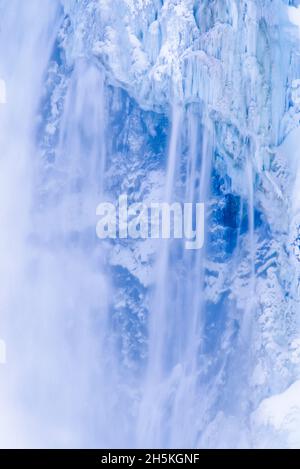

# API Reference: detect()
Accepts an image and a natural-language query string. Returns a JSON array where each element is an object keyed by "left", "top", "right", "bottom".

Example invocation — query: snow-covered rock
[{"left": 252, "top": 380, "right": 300, "bottom": 448}]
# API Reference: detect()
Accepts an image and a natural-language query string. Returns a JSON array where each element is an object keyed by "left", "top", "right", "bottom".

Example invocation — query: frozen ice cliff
[{"left": 1, "top": 0, "right": 300, "bottom": 449}]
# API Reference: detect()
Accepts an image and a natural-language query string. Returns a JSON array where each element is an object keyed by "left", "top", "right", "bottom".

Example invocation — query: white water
[
  {"left": 0, "top": 5, "right": 232, "bottom": 444},
  {"left": 136, "top": 105, "right": 214, "bottom": 448},
  {"left": 147, "top": 105, "right": 182, "bottom": 377},
  {"left": 1, "top": 0, "right": 299, "bottom": 450},
  {"left": 0, "top": 0, "right": 62, "bottom": 447},
  {"left": 0, "top": 1, "right": 112, "bottom": 448}
]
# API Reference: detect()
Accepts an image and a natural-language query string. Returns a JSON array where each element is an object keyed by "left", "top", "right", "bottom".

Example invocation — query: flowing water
[
  {"left": 1, "top": 0, "right": 299, "bottom": 450},
  {"left": 0, "top": 3, "right": 252, "bottom": 444},
  {"left": 0, "top": 1, "right": 112, "bottom": 448}
]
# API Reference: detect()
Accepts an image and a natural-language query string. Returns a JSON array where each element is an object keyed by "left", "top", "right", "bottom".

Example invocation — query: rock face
[{"left": 1, "top": 0, "right": 300, "bottom": 448}]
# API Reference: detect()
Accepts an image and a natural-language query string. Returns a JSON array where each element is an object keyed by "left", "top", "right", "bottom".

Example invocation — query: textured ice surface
[
  {"left": 60, "top": 0, "right": 300, "bottom": 448},
  {"left": 252, "top": 379, "right": 300, "bottom": 448},
  {"left": 1, "top": 0, "right": 300, "bottom": 449}
]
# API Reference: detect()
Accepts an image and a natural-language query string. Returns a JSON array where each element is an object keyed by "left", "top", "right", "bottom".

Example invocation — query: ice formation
[{"left": 0, "top": 0, "right": 300, "bottom": 448}]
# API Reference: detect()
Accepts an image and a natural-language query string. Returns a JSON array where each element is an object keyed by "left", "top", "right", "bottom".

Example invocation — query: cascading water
[
  {"left": 0, "top": 0, "right": 112, "bottom": 448},
  {"left": 1, "top": 0, "right": 300, "bottom": 450}
]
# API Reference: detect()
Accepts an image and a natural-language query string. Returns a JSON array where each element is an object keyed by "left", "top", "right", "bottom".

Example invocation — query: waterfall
[
  {"left": 0, "top": 0, "right": 62, "bottom": 447},
  {"left": 147, "top": 105, "right": 182, "bottom": 378},
  {"left": 136, "top": 105, "right": 214, "bottom": 448},
  {"left": 137, "top": 105, "right": 183, "bottom": 447},
  {"left": 1, "top": 0, "right": 300, "bottom": 450},
  {"left": 0, "top": 1, "right": 111, "bottom": 448}
]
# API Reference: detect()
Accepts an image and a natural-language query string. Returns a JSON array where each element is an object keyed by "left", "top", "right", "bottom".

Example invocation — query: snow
[
  {"left": 58, "top": 0, "right": 300, "bottom": 446},
  {"left": 252, "top": 381, "right": 300, "bottom": 448},
  {"left": 288, "top": 5, "right": 300, "bottom": 30},
  {"left": 1, "top": 0, "right": 300, "bottom": 448}
]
